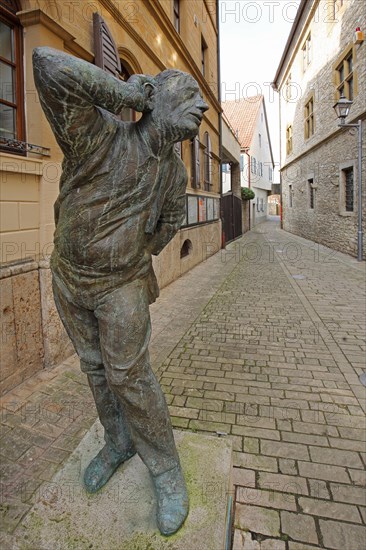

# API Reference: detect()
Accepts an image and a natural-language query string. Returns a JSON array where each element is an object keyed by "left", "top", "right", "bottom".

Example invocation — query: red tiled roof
[{"left": 222, "top": 95, "right": 263, "bottom": 149}]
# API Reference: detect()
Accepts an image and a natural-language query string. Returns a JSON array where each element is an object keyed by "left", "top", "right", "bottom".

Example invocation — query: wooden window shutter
[
  {"left": 0, "top": 0, "right": 22, "bottom": 15},
  {"left": 203, "top": 131, "right": 212, "bottom": 189},
  {"left": 191, "top": 136, "right": 200, "bottom": 188},
  {"left": 93, "top": 12, "right": 121, "bottom": 77}
]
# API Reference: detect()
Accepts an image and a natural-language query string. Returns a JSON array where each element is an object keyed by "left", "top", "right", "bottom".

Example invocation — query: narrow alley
[{"left": 1, "top": 218, "right": 365, "bottom": 549}]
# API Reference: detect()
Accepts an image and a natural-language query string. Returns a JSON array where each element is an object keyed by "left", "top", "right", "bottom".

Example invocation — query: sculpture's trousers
[{"left": 52, "top": 273, "right": 180, "bottom": 477}]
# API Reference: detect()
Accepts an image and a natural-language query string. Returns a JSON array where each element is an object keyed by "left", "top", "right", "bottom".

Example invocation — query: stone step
[{"left": 16, "top": 422, "right": 233, "bottom": 550}]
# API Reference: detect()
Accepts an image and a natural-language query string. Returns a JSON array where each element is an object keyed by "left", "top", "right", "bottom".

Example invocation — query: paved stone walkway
[{"left": 1, "top": 219, "right": 365, "bottom": 549}]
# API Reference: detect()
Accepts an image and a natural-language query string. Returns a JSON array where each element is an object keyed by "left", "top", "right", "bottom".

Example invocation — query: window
[
  {"left": 191, "top": 136, "right": 200, "bottom": 188},
  {"left": 260, "top": 198, "right": 264, "bottom": 212},
  {"left": 240, "top": 154, "right": 244, "bottom": 172},
  {"left": 251, "top": 157, "right": 257, "bottom": 174},
  {"left": 335, "top": 48, "right": 354, "bottom": 100},
  {"left": 259, "top": 134, "right": 261, "bottom": 148},
  {"left": 285, "top": 74, "right": 292, "bottom": 101},
  {"left": 258, "top": 162, "right": 263, "bottom": 177},
  {"left": 308, "top": 179, "right": 315, "bottom": 209},
  {"left": 256, "top": 198, "right": 260, "bottom": 212},
  {"left": 342, "top": 167, "right": 354, "bottom": 212},
  {"left": 203, "top": 131, "right": 212, "bottom": 190},
  {"left": 289, "top": 185, "right": 293, "bottom": 207},
  {"left": 0, "top": 2, "right": 25, "bottom": 151},
  {"left": 94, "top": 12, "right": 121, "bottom": 77},
  {"left": 304, "top": 96, "right": 314, "bottom": 139},
  {"left": 286, "top": 125, "right": 293, "bottom": 155},
  {"left": 173, "top": 0, "right": 180, "bottom": 32},
  {"left": 201, "top": 36, "right": 207, "bottom": 76},
  {"left": 329, "top": 0, "right": 346, "bottom": 21},
  {"left": 180, "top": 239, "right": 192, "bottom": 258},
  {"left": 269, "top": 166, "right": 273, "bottom": 181},
  {"left": 302, "top": 32, "right": 312, "bottom": 72}
]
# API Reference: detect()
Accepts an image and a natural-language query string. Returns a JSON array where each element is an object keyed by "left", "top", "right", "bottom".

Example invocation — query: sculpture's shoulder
[{"left": 172, "top": 150, "right": 188, "bottom": 187}]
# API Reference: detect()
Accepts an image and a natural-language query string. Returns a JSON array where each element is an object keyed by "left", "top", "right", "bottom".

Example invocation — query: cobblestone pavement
[{"left": 1, "top": 219, "right": 365, "bottom": 549}]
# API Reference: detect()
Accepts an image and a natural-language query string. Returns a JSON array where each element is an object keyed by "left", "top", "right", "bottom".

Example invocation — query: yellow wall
[
  {"left": 0, "top": 0, "right": 221, "bottom": 393},
  {"left": 1, "top": 0, "right": 220, "bottom": 264}
]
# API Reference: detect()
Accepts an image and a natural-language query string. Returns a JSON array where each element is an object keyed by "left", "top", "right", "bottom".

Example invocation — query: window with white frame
[
  {"left": 302, "top": 32, "right": 312, "bottom": 72},
  {"left": 286, "top": 125, "right": 293, "bottom": 155},
  {"left": 285, "top": 74, "right": 292, "bottom": 101},
  {"left": 251, "top": 157, "right": 257, "bottom": 174}
]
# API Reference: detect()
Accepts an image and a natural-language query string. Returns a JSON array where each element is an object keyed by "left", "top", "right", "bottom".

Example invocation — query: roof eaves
[{"left": 272, "top": 0, "right": 310, "bottom": 90}]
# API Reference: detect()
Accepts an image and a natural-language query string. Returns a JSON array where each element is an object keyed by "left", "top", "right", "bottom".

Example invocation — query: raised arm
[{"left": 33, "top": 47, "right": 150, "bottom": 158}]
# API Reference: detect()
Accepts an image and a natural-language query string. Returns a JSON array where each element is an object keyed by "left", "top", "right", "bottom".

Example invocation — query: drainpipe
[
  {"left": 271, "top": 82, "right": 283, "bottom": 229},
  {"left": 217, "top": 0, "right": 224, "bottom": 248}
]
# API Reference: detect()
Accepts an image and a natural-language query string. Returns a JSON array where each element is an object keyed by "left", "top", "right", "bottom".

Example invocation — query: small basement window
[{"left": 180, "top": 239, "right": 192, "bottom": 258}]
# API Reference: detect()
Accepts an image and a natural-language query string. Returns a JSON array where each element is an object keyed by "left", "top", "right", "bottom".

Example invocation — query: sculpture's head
[{"left": 142, "top": 70, "right": 209, "bottom": 143}]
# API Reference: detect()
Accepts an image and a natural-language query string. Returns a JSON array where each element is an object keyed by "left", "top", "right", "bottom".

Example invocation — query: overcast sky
[{"left": 219, "top": 0, "right": 301, "bottom": 180}]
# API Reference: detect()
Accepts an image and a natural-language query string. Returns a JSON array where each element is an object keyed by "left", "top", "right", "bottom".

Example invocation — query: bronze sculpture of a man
[{"left": 33, "top": 47, "right": 208, "bottom": 536}]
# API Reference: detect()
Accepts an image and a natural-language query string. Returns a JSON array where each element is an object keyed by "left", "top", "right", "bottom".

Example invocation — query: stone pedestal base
[{"left": 16, "top": 422, "right": 233, "bottom": 549}]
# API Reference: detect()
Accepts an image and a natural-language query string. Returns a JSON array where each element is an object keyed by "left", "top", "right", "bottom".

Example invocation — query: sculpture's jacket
[{"left": 33, "top": 47, "right": 187, "bottom": 304}]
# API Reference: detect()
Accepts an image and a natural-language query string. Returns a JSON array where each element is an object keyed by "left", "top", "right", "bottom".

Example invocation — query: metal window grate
[
  {"left": 344, "top": 167, "right": 354, "bottom": 212},
  {"left": 308, "top": 179, "right": 314, "bottom": 209},
  {"left": 0, "top": 136, "right": 50, "bottom": 156}
]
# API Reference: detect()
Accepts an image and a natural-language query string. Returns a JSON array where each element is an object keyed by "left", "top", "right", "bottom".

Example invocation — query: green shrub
[{"left": 241, "top": 187, "right": 255, "bottom": 201}]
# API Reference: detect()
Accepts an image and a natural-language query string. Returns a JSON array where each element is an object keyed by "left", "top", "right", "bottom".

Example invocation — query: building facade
[
  {"left": 0, "top": 0, "right": 221, "bottom": 394},
  {"left": 273, "top": 0, "right": 366, "bottom": 257},
  {"left": 223, "top": 95, "right": 275, "bottom": 228},
  {"left": 221, "top": 115, "right": 242, "bottom": 243}
]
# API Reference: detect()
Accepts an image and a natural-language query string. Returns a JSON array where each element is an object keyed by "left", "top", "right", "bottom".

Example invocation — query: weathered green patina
[{"left": 33, "top": 47, "right": 208, "bottom": 536}]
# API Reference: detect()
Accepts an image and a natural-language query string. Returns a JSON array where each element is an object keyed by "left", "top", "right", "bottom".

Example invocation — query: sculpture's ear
[{"left": 143, "top": 82, "right": 156, "bottom": 111}]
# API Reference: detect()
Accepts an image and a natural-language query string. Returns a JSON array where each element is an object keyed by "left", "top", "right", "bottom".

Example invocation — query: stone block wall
[
  {"left": 278, "top": 0, "right": 366, "bottom": 257},
  {"left": 282, "top": 129, "right": 366, "bottom": 257},
  {"left": 0, "top": 262, "right": 43, "bottom": 394},
  {"left": 153, "top": 220, "right": 222, "bottom": 290}
]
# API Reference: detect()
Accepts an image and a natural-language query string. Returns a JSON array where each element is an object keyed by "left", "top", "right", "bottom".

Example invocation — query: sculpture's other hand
[{"left": 125, "top": 74, "right": 156, "bottom": 113}]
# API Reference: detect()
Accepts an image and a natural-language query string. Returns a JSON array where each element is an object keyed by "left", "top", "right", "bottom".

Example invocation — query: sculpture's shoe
[
  {"left": 84, "top": 444, "right": 136, "bottom": 493},
  {"left": 153, "top": 465, "right": 189, "bottom": 536}
]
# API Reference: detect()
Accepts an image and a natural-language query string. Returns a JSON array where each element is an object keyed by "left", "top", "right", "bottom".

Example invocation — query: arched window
[
  {"left": 0, "top": 0, "right": 25, "bottom": 153},
  {"left": 180, "top": 239, "right": 192, "bottom": 258},
  {"left": 203, "top": 131, "right": 212, "bottom": 190}
]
